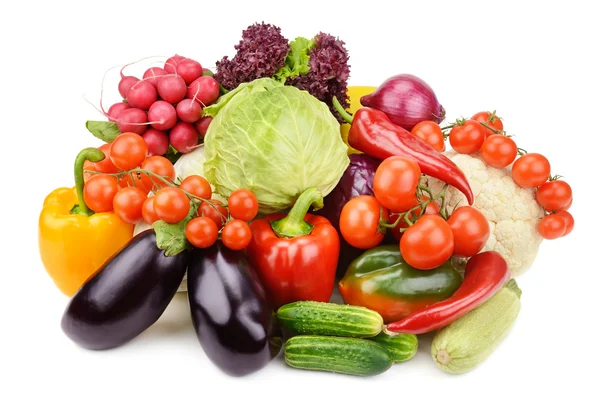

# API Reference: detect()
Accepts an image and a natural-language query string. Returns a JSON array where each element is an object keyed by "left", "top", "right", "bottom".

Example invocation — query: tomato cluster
[{"left": 339, "top": 156, "right": 490, "bottom": 271}]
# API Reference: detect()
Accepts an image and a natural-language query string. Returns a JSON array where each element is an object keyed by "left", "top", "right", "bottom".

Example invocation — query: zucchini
[
  {"left": 276, "top": 301, "right": 383, "bottom": 338},
  {"left": 370, "top": 332, "right": 418, "bottom": 363},
  {"left": 431, "top": 279, "right": 522, "bottom": 374},
  {"left": 284, "top": 335, "right": 393, "bottom": 376}
]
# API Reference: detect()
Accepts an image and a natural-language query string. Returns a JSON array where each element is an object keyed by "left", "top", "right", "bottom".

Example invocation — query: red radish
[
  {"left": 107, "top": 102, "right": 131, "bottom": 122},
  {"left": 126, "top": 80, "right": 158, "bottom": 110},
  {"left": 117, "top": 108, "right": 148, "bottom": 135},
  {"left": 176, "top": 99, "right": 203, "bottom": 123},
  {"left": 187, "top": 76, "right": 220, "bottom": 106},
  {"left": 142, "top": 128, "right": 170, "bottom": 156},
  {"left": 164, "top": 54, "right": 186, "bottom": 74},
  {"left": 176, "top": 59, "right": 203, "bottom": 84},
  {"left": 157, "top": 75, "right": 187, "bottom": 104},
  {"left": 143, "top": 67, "right": 168, "bottom": 87},
  {"left": 195, "top": 116, "right": 213, "bottom": 137},
  {"left": 170, "top": 122, "right": 199, "bottom": 153},
  {"left": 148, "top": 100, "right": 177, "bottom": 131},
  {"left": 118, "top": 76, "right": 140, "bottom": 98}
]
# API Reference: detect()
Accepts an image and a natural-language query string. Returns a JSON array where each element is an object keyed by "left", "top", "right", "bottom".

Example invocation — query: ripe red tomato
[
  {"left": 447, "top": 206, "right": 490, "bottom": 257},
  {"left": 199, "top": 200, "right": 228, "bottom": 229},
  {"left": 94, "top": 143, "right": 120, "bottom": 173},
  {"left": 110, "top": 133, "right": 148, "bottom": 170},
  {"left": 228, "top": 189, "right": 259, "bottom": 221},
  {"left": 83, "top": 174, "right": 120, "bottom": 213},
  {"left": 535, "top": 180, "right": 572, "bottom": 212},
  {"left": 140, "top": 156, "right": 175, "bottom": 190},
  {"left": 118, "top": 172, "right": 151, "bottom": 194},
  {"left": 554, "top": 210, "right": 574, "bottom": 237},
  {"left": 142, "top": 197, "right": 160, "bottom": 225},
  {"left": 471, "top": 111, "right": 504, "bottom": 137},
  {"left": 480, "top": 135, "right": 518, "bottom": 168},
  {"left": 449, "top": 120, "right": 486, "bottom": 154},
  {"left": 153, "top": 187, "right": 190, "bottom": 223},
  {"left": 340, "top": 196, "right": 388, "bottom": 249},
  {"left": 400, "top": 214, "right": 454, "bottom": 270},
  {"left": 512, "top": 153, "right": 551, "bottom": 188},
  {"left": 186, "top": 216, "right": 219, "bottom": 248},
  {"left": 221, "top": 219, "right": 252, "bottom": 250},
  {"left": 410, "top": 121, "right": 445, "bottom": 152},
  {"left": 538, "top": 214, "right": 566, "bottom": 240},
  {"left": 113, "top": 186, "right": 147, "bottom": 224},
  {"left": 180, "top": 175, "right": 212, "bottom": 200},
  {"left": 373, "top": 156, "right": 421, "bottom": 212},
  {"left": 83, "top": 161, "right": 99, "bottom": 183},
  {"left": 390, "top": 199, "right": 440, "bottom": 241}
]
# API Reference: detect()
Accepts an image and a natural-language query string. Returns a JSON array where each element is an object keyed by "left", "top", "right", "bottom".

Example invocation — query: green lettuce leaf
[
  {"left": 153, "top": 200, "right": 199, "bottom": 256},
  {"left": 274, "top": 37, "right": 314, "bottom": 82},
  {"left": 85, "top": 121, "right": 120, "bottom": 143}
]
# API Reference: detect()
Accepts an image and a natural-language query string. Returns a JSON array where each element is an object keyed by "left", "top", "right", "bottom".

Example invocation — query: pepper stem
[
  {"left": 270, "top": 188, "right": 323, "bottom": 238},
  {"left": 72, "top": 147, "right": 106, "bottom": 216},
  {"left": 332, "top": 96, "right": 354, "bottom": 124}
]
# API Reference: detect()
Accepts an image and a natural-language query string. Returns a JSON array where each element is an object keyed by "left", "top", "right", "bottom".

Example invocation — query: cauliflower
[{"left": 425, "top": 151, "right": 544, "bottom": 276}]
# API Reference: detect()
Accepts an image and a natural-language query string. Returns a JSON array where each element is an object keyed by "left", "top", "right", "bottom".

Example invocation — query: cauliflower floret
[{"left": 425, "top": 151, "right": 544, "bottom": 276}]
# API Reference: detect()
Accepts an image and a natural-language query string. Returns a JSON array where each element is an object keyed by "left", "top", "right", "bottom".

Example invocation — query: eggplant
[
  {"left": 187, "top": 244, "right": 279, "bottom": 377},
  {"left": 61, "top": 230, "right": 189, "bottom": 350}
]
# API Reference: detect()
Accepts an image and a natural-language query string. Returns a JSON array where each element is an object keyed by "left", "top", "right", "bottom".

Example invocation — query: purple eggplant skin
[
  {"left": 61, "top": 230, "right": 188, "bottom": 350},
  {"left": 187, "top": 244, "right": 279, "bottom": 377}
]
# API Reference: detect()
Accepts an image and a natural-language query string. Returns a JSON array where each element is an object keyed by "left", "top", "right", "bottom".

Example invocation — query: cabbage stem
[{"left": 270, "top": 188, "right": 323, "bottom": 238}]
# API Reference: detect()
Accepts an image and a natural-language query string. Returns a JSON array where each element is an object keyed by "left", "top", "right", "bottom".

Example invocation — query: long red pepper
[
  {"left": 334, "top": 100, "right": 474, "bottom": 205},
  {"left": 386, "top": 251, "right": 510, "bottom": 334}
]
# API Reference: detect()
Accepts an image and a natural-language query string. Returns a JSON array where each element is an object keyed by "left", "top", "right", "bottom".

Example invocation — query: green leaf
[
  {"left": 274, "top": 37, "right": 314, "bottom": 82},
  {"left": 153, "top": 200, "right": 199, "bottom": 256},
  {"left": 164, "top": 145, "right": 182, "bottom": 164},
  {"left": 86, "top": 120, "right": 121, "bottom": 143}
]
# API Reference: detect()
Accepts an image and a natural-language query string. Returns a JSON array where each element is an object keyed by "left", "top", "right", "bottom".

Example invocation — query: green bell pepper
[{"left": 338, "top": 245, "right": 462, "bottom": 323}]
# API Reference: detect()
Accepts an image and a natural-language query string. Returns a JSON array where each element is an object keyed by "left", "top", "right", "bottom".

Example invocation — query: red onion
[{"left": 360, "top": 74, "right": 445, "bottom": 130}]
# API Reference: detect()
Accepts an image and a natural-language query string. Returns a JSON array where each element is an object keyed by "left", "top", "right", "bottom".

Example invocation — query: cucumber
[
  {"left": 370, "top": 332, "right": 418, "bottom": 363},
  {"left": 431, "top": 279, "right": 522, "bottom": 374},
  {"left": 284, "top": 335, "right": 393, "bottom": 376},
  {"left": 276, "top": 301, "right": 383, "bottom": 338}
]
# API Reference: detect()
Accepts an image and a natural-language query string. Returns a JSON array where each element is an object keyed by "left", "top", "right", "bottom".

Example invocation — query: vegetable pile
[{"left": 39, "top": 22, "right": 574, "bottom": 378}]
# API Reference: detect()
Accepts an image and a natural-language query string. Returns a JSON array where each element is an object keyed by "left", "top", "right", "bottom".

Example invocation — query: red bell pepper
[
  {"left": 386, "top": 251, "right": 510, "bottom": 334},
  {"left": 246, "top": 188, "right": 340, "bottom": 308}
]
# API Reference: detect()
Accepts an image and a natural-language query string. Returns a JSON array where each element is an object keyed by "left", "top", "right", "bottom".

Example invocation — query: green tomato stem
[
  {"left": 270, "top": 187, "right": 323, "bottom": 238},
  {"left": 332, "top": 96, "right": 354, "bottom": 124},
  {"left": 72, "top": 148, "right": 105, "bottom": 216}
]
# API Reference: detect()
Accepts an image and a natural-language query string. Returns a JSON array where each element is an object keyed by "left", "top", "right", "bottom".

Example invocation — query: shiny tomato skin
[
  {"left": 373, "top": 156, "right": 421, "bottom": 212},
  {"left": 447, "top": 206, "right": 490, "bottom": 257},
  {"left": 536, "top": 180, "right": 572, "bottom": 212},
  {"left": 410, "top": 121, "right": 445, "bottom": 152},
  {"left": 449, "top": 120, "right": 486, "bottom": 154},
  {"left": 481, "top": 135, "right": 518, "bottom": 168},
  {"left": 512, "top": 153, "right": 551, "bottom": 188},
  {"left": 538, "top": 214, "right": 566, "bottom": 239},
  {"left": 400, "top": 215, "right": 454, "bottom": 270},
  {"left": 340, "top": 196, "right": 388, "bottom": 249},
  {"left": 471, "top": 111, "right": 504, "bottom": 137}
]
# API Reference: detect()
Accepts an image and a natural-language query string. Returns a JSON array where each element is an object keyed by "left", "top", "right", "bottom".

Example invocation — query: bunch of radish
[{"left": 106, "top": 54, "right": 219, "bottom": 156}]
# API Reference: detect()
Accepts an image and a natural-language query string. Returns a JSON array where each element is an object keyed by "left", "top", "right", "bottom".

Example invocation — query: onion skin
[{"left": 361, "top": 74, "right": 445, "bottom": 131}]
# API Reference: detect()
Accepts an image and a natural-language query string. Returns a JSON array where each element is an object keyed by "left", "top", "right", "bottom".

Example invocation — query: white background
[{"left": 1, "top": 1, "right": 598, "bottom": 399}]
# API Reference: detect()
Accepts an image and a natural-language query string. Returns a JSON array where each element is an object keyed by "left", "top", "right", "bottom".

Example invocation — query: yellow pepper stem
[{"left": 73, "top": 148, "right": 106, "bottom": 216}]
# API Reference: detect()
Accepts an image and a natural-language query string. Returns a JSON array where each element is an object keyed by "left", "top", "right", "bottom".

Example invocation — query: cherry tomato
[
  {"left": 140, "top": 156, "right": 176, "bottom": 190},
  {"left": 142, "top": 197, "right": 160, "bottom": 225},
  {"left": 200, "top": 200, "right": 228, "bottom": 229},
  {"left": 228, "top": 189, "right": 259, "bottom": 222},
  {"left": 339, "top": 195, "right": 388, "bottom": 249},
  {"left": 554, "top": 210, "right": 574, "bottom": 237},
  {"left": 538, "top": 214, "right": 566, "bottom": 240},
  {"left": 186, "top": 216, "right": 219, "bottom": 248},
  {"left": 153, "top": 187, "right": 190, "bottom": 223},
  {"left": 535, "top": 180, "right": 572, "bottom": 212},
  {"left": 373, "top": 156, "right": 421, "bottom": 212},
  {"left": 118, "top": 172, "right": 151, "bottom": 194},
  {"left": 512, "top": 153, "right": 551, "bottom": 188},
  {"left": 113, "top": 186, "right": 147, "bottom": 224},
  {"left": 179, "top": 175, "right": 212, "bottom": 200},
  {"left": 83, "top": 161, "right": 99, "bottom": 183},
  {"left": 564, "top": 197, "right": 573, "bottom": 210},
  {"left": 480, "top": 135, "right": 518, "bottom": 168},
  {"left": 93, "top": 143, "right": 120, "bottom": 173},
  {"left": 410, "top": 121, "right": 445, "bottom": 152},
  {"left": 390, "top": 199, "right": 440, "bottom": 241},
  {"left": 83, "top": 174, "right": 120, "bottom": 213},
  {"left": 400, "top": 214, "right": 454, "bottom": 270},
  {"left": 447, "top": 206, "right": 490, "bottom": 257},
  {"left": 221, "top": 219, "right": 252, "bottom": 250},
  {"left": 110, "top": 133, "right": 148, "bottom": 170},
  {"left": 449, "top": 120, "right": 486, "bottom": 154},
  {"left": 471, "top": 111, "right": 504, "bottom": 137}
]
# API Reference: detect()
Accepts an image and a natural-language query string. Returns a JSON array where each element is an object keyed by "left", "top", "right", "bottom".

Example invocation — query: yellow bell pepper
[
  {"left": 38, "top": 148, "right": 134, "bottom": 296},
  {"left": 341, "top": 86, "right": 377, "bottom": 155}
]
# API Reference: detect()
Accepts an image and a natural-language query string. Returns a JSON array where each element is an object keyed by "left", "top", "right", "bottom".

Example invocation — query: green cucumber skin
[
  {"left": 284, "top": 335, "right": 393, "bottom": 377},
  {"left": 370, "top": 332, "right": 418, "bottom": 363},
  {"left": 277, "top": 301, "right": 383, "bottom": 338}
]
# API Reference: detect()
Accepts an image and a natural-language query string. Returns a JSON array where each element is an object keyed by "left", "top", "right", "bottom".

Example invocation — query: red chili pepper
[
  {"left": 246, "top": 188, "right": 340, "bottom": 308},
  {"left": 333, "top": 99, "right": 474, "bottom": 205},
  {"left": 386, "top": 251, "right": 510, "bottom": 334}
]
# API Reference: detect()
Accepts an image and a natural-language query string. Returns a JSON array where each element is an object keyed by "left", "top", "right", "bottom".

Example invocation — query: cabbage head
[{"left": 203, "top": 78, "right": 349, "bottom": 214}]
